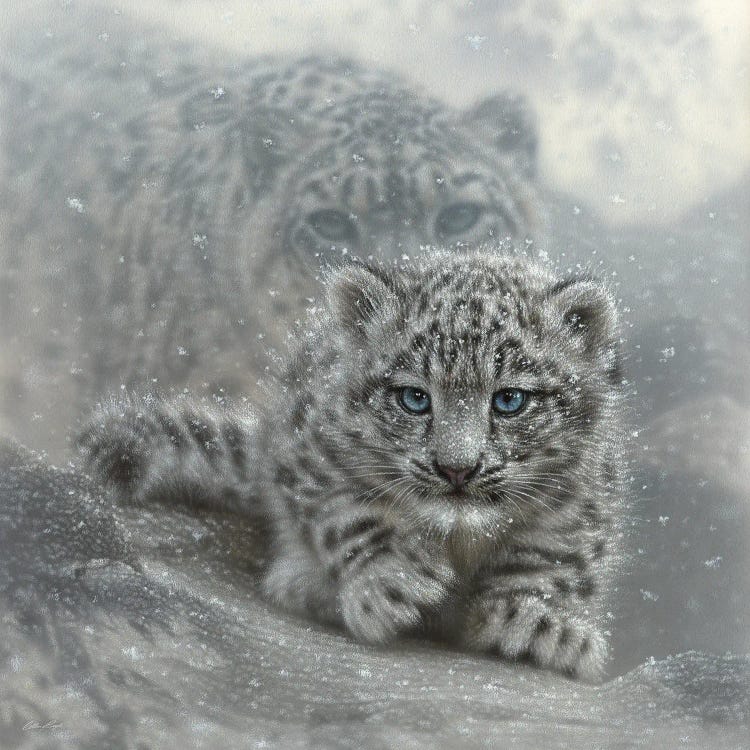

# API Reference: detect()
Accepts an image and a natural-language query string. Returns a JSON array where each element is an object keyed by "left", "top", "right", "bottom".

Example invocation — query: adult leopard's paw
[{"left": 466, "top": 594, "right": 608, "bottom": 681}]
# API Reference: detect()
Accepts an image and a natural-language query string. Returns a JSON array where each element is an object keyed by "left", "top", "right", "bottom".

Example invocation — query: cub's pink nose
[{"left": 435, "top": 462, "right": 480, "bottom": 488}]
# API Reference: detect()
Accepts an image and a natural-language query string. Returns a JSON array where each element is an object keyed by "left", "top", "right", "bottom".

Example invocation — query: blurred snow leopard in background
[{"left": 0, "top": 18, "right": 544, "bottom": 456}]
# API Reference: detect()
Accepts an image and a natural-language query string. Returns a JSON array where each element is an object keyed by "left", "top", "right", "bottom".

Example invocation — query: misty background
[{"left": 0, "top": 1, "right": 748, "bottom": 748}]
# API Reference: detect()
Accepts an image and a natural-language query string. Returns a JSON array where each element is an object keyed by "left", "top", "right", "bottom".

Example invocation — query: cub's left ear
[
  {"left": 326, "top": 262, "right": 401, "bottom": 342},
  {"left": 546, "top": 278, "right": 621, "bottom": 374},
  {"left": 462, "top": 93, "right": 538, "bottom": 178}
]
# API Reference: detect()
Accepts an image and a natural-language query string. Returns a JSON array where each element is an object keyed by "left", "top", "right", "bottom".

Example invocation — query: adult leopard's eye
[
  {"left": 307, "top": 209, "right": 358, "bottom": 243},
  {"left": 492, "top": 388, "right": 527, "bottom": 415},
  {"left": 399, "top": 386, "right": 431, "bottom": 415},
  {"left": 435, "top": 201, "right": 483, "bottom": 237}
]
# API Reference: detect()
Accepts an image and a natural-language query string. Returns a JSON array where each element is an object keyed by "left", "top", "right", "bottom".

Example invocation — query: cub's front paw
[
  {"left": 466, "top": 594, "right": 607, "bottom": 680},
  {"left": 339, "top": 553, "right": 455, "bottom": 645}
]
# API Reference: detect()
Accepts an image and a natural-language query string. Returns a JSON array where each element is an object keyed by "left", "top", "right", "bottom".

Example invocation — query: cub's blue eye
[
  {"left": 399, "top": 387, "right": 431, "bottom": 415},
  {"left": 492, "top": 389, "right": 527, "bottom": 415}
]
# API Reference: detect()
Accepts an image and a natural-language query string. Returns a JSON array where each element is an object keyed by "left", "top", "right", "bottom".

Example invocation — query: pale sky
[{"left": 5, "top": 0, "right": 749, "bottom": 225}]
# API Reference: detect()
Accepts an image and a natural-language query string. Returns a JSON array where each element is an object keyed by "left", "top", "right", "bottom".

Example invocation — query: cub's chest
[{"left": 445, "top": 528, "right": 502, "bottom": 580}]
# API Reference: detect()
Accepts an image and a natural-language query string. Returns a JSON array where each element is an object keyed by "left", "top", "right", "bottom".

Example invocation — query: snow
[
  {"left": 0, "top": 1, "right": 747, "bottom": 747},
  {"left": 1, "top": 441, "right": 748, "bottom": 749}
]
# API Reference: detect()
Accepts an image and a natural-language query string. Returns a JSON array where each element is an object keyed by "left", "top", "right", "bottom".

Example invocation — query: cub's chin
[{"left": 390, "top": 490, "right": 512, "bottom": 538}]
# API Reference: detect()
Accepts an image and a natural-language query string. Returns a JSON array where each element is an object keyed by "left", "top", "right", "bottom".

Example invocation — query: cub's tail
[{"left": 76, "top": 393, "right": 262, "bottom": 517}]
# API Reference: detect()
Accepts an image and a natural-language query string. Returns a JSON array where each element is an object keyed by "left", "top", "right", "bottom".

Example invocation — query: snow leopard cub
[{"left": 78, "top": 249, "right": 624, "bottom": 680}]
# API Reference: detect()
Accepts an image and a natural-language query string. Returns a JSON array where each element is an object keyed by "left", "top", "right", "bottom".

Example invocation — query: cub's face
[{"left": 327, "top": 253, "right": 620, "bottom": 536}]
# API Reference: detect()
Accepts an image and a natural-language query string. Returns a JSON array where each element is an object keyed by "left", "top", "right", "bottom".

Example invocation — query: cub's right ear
[
  {"left": 326, "top": 263, "right": 400, "bottom": 342},
  {"left": 546, "top": 277, "right": 621, "bottom": 379}
]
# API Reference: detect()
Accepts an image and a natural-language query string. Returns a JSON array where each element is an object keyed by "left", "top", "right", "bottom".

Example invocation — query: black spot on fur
[
  {"left": 365, "top": 543, "right": 392, "bottom": 562},
  {"left": 386, "top": 587, "right": 405, "bottom": 604},
  {"left": 405, "top": 549, "right": 421, "bottom": 564},
  {"left": 290, "top": 397, "right": 308, "bottom": 431},
  {"left": 534, "top": 615, "right": 551, "bottom": 635},
  {"left": 184, "top": 413, "right": 219, "bottom": 457},
  {"left": 344, "top": 543, "right": 363, "bottom": 562},
  {"left": 221, "top": 421, "right": 248, "bottom": 474},
  {"left": 468, "top": 298, "right": 484, "bottom": 318},
  {"left": 309, "top": 431, "right": 343, "bottom": 469},
  {"left": 576, "top": 577, "right": 596, "bottom": 598},
  {"left": 582, "top": 501, "right": 601, "bottom": 525},
  {"left": 290, "top": 522, "right": 309, "bottom": 548},
  {"left": 274, "top": 465, "right": 298, "bottom": 489},
  {"left": 156, "top": 412, "right": 187, "bottom": 448},
  {"left": 411, "top": 332, "right": 427, "bottom": 352},
  {"left": 366, "top": 528, "right": 392, "bottom": 548},
  {"left": 340, "top": 517, "right": 381, "bottom": 542},
  {"left": 298, "top": 456, "right": 330, "bottom": 486},
  {"left": 491, "top": 561, "right": 549, "bottom": 577},
  {"left": 323, "top": 527, "right": 338, "bottom": 550},
  {"left": 547, "top": 277, "right": 590, "bottom": 296}
]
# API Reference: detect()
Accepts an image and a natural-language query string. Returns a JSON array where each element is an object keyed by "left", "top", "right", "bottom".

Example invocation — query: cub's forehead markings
[{"left": 381, "top": 310, "right": 543, "bottom": 383}]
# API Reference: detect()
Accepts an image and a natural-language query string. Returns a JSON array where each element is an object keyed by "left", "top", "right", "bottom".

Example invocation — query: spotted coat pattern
[{"left": 79, "top": 250, "right": 625, "bottom": 680}]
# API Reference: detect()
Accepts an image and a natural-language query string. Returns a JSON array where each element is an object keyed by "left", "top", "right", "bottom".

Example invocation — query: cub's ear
[
  {"left": 462, "top": 93, "right": 538, "bottom": 178},
  {"left": 326, "top": 263, "right": 401, "bottom": 341},
  {"left": 546, "top": 278, "right": 621, "bottom": 376}
]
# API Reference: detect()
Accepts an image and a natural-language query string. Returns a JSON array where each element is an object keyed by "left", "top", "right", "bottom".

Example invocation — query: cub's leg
[
  {"left": 77, "top": 395, "right": 257, "bottom": 513},
  {"left": 463, "top": 546, "right": 608, "bottom": 680},
  {"left": 262, "top": 491, "right": 456, "bottom": 643}
]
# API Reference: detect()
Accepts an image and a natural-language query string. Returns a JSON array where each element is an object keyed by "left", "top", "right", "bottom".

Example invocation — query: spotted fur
[
  {"left": 79, "top": 249, "right": 624, "bottom": 680},
  {"left": 1, "top": 25, "right": 543, "bottom": 451}
]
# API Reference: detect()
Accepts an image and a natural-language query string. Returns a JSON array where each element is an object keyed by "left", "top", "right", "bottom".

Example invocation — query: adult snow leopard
[
  {"left": 0, "top": 17, "right": 543, "bottom": 454},
  {"left": 79, "top": 249, "right": 624, "bottom": 680}
]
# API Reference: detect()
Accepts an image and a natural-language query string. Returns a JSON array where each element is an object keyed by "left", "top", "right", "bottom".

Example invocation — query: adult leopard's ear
[
  {"left": 327, "top": 262, "right": 401, "bottom": 342},
  {"left": 546, "top": 278, "right": 621, "bottom": 379},
  {"left": 462, "top": 93, "right": 538, "bottom": 178}
]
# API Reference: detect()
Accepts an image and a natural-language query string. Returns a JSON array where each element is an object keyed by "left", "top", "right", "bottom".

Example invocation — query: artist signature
[{"left": 22, "top": 720, "right": 63, "bottom": 731}]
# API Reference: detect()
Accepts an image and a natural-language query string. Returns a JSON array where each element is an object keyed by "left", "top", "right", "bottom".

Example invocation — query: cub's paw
[
  {"left": 466, "top": 594, "right": 607, "bottom": 681},
  {"left": 339, "top": 553, "right": 455, "bottom": 645},
  {"left": 76, "top": 401, "right": 168, "bottom": 497}
]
